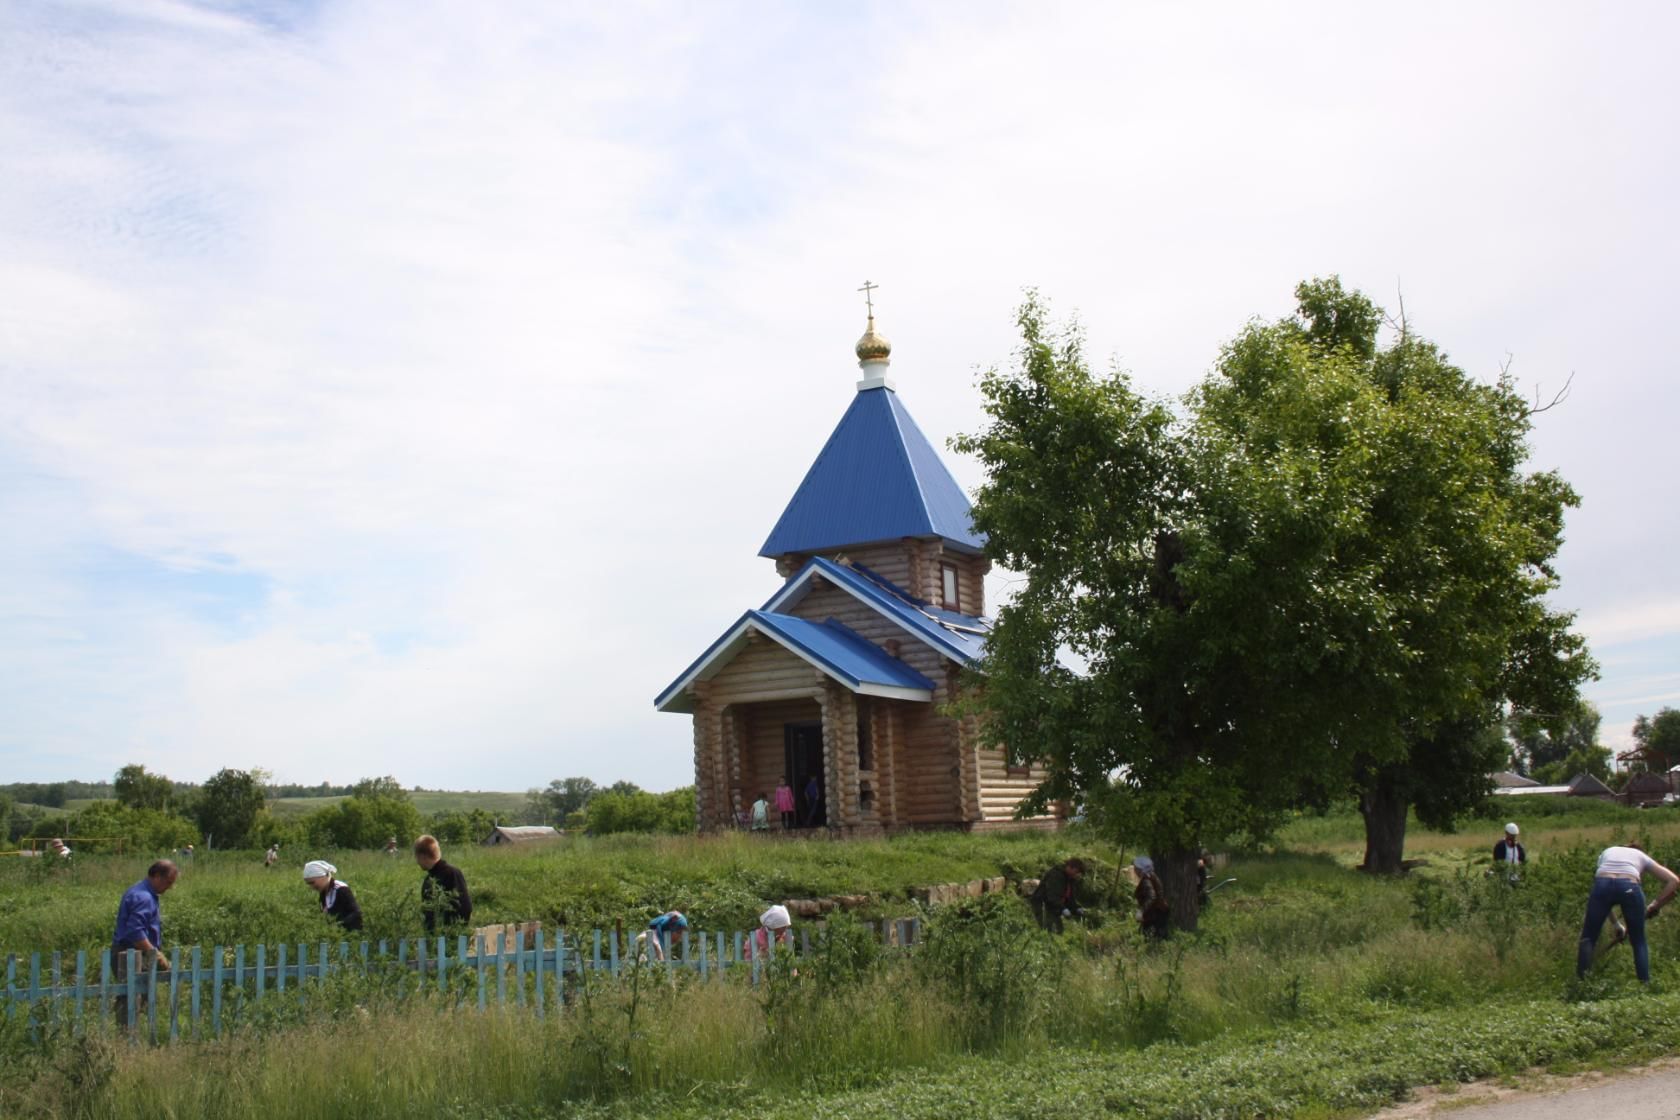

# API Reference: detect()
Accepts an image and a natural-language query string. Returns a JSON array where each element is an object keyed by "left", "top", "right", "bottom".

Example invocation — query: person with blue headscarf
[
  {"left": 638, "top": 910, "right": 689, "bottom": 961},
  {"left": 1133, "top": 856, "right": 1171, "bottom": 939}
]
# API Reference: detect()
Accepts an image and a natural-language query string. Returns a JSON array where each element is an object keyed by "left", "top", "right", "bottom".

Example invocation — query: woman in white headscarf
[
  {"left": 303, "top": 860, "right": 364, "bottom": 932},
  {"left": 746, "top": 904, "right": 793, "bottom": 961}
]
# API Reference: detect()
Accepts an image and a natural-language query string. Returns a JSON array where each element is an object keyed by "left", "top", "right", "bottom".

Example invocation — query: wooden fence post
[
  {"left": 189, "top": 947, "right": 201, "bottom": 1038},
  {"left": 475, "top": 935, "right": 487, "bottom": 1012},
  {"left": 167, "top": 946, "right": 182, "bottom": 1042},
  {"left": 212, "top": 947, "right": 224, "bottom": 1037}
]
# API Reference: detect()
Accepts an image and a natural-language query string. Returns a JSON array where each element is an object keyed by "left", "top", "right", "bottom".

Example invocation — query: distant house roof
[
  {"left": 655, "top": 609, "right": 938, "bottom": 714},
  {"left": 1492, "top": 784, "right": 1572, "bottom": 796},
  {"left": 763, "top": 556, "right": 990, "bottom": 666},
  {"left": 759, "top": 386, "right": 985, "bottom": 559},
  {"left": 1491, "top": 771, "right": 1540, "bottom": 788},
  {"left": 482, "top": 826, "right": 559, "bottom": 845},
  {"left": 1626, "top": 772, "right": 1670, "bottom": 792},
  {"left": 1568, "top": 773, "right": 1615, "bottom": 796}
]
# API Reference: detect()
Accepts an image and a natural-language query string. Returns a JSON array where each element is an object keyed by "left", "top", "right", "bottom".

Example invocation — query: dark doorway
[{"left": 784, "top": 721, "right": 825, "bottom": 828}]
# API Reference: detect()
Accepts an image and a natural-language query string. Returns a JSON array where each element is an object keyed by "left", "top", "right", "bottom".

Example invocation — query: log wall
[
  {"left": 681, "top": 549, "right": 1043, "bottom": 833},
  {"left": 975, "top": 747, "right": 1052, "bottom": 822},
  {"left": 772, "top": 539, "right": 991, "bottom": 618}
]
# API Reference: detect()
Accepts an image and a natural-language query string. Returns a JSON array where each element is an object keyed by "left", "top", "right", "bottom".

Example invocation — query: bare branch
[
  {"left": 1525, "top": 370, "right": 1575, "bottom": 417},
  {"left": 1381, "top": 280, "right": 1411, "bottom": 342}
]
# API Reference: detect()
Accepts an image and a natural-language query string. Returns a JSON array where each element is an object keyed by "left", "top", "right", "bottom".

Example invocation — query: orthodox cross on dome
[
  {"left": 853, "top": 280, "right": 892, "bottom": 378},
  {"left": 857, "top": 279, "right": 878, "bottom": 317}
]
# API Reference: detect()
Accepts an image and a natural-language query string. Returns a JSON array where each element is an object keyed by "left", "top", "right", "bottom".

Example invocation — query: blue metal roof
[
  {"left": 763, "top": 556, "right": 990, "bottom": 666},
  {"left": 653, "top": 608, "right": 938, "bottom": 713},
  {"left": 759, "top": 386, "right": 986, "bottom": 558}
]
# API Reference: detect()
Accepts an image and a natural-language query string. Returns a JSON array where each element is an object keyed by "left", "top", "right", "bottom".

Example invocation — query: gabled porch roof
[
  {"left": 763, "top": 556, "right": 990, "bottom": 666},
  {"left": 654, "top": 610, "right": 937, "bottom": 714}
]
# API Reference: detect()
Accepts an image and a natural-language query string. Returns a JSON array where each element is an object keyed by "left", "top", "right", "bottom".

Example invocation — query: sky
[{"left": 1, "top": 1, "right": 1675, "bottom": 791}]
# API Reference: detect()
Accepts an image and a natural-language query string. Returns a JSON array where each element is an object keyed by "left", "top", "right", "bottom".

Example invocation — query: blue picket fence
[{"left": 1, "top": 917, "right": 921, "bottom": 1045}]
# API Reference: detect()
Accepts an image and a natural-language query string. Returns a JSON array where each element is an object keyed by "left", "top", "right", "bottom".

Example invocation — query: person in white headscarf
[
  {"left": 1492, "top": 823, "right": 1525, "bottom": 882},
  {"left": 303, "top": 860, "right": 363, "bottom": 932},
  {"left": 747, "top": 904, "right": 794, "bottom": 961},
  {"left": 1132, "top": 855, "right": 1171, "bottom": 939}
]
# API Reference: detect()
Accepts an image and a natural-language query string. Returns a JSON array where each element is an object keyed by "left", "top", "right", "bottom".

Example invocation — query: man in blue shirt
[{"left": 112, "top": 860, "right": 178, "bottom": 1024}]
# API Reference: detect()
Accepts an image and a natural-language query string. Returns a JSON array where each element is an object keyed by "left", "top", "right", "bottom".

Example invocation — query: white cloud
[{"left": 1, "top": 1, "right": 1677, "bottom": 788}]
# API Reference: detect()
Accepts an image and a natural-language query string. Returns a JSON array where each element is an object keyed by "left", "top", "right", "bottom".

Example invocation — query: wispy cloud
[{"left": 2, "top": 1, "right": 1677, "bottom": 787}]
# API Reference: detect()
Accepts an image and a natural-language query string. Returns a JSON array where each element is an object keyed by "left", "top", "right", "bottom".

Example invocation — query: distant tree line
[
  {"left": 0, "top": 780, "right": 113, "bottom": 808},
  {"left": 525, "top": 777, "right": 696, "bottom": 835},
  {"left": 5, "top": 766, "right": 696, "bottom": 849}
]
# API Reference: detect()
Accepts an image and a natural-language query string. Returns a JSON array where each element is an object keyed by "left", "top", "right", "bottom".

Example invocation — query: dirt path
[{"left": 1372, "top": 1058, "right": 1680, "bottom": 1118}]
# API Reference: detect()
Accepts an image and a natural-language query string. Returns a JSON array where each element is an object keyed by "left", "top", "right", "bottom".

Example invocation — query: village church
[{"left": 655, "top": 298, "right": 1053, "bottom": 836}]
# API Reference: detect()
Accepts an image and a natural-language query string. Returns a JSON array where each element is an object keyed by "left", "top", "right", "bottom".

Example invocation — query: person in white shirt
[
  {"left": 1577, "top": 844, "right": 1680, "bottom": 982},
  {"left": 1492, "top": 823, "right": 1524, "bottom": 881}
]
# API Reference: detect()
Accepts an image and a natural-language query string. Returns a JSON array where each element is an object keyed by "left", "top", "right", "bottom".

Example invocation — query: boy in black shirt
[{"left": 414, "top": 834, "right": 473, "bottom": 932}]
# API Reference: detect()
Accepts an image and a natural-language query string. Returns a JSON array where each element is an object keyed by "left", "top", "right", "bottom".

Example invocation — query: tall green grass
[
  {"left": 9, "top": 834, "right": 1680, "bottom": 1120},
  {"left": 0, "top": 830, "right": 1091, "bottom": 953},
  {"left": 9, "top": 816, "right": 1680, "bottom": 1119}
]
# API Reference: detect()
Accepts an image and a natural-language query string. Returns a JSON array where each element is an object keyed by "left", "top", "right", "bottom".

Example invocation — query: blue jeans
[{"left": 1577, "top": 876, "right": 1649, "bottom": 982}]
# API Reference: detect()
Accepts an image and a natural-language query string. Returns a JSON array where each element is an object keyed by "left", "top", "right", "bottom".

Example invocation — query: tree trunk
[
  {"left": 1154, "top": 846, "right": 1202, "bottom": 933},
  {"left": 1359, "top": 769, "right": 1410, "bottom": 874}
]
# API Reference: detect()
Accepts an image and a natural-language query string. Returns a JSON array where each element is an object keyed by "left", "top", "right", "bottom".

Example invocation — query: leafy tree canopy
[
  {"left": 957, "top": 280, "right": 1593, "bottom": 917},
  {"left": 527, "top": 777, "right": 599, "bottom": 825},
  {"left": 1509, "top": 700, "right": 1603, "bottom": 777},
  {"left": 350, "top": 775, "right": 410, "bottom": 802},
  {"left": 114, "top": 764, "right": 176, "bottom": 812},
  {"left": 195, "top": 768, "right": 268, "bottom": 849},
  {"left": 1630, "top": 707, "right": 1680, "bottom": 771}
]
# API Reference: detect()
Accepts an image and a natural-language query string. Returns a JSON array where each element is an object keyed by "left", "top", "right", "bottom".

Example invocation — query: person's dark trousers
[
  {"left": 111, "top": 948, "right": 152, "bottom": 1028},
  {"left": 1030, "top": 898, "right": 1061, "bottom": 933},
  {"left": 1578, "top": 876, "right": 1649, "bottom": 981},
  {"left": 781, "top": 811, "right": 794, "bottom": 829}
]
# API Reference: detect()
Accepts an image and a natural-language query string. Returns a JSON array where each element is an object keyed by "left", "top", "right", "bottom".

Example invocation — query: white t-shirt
[{"left": 1597, "top": 846, "right": 1657, "bottom": 879}]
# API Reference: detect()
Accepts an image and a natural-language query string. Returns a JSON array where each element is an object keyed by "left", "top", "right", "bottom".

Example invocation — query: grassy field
[
  {"left": 0, "top": 829, "right": 1086, "bottom": 953},
  {"left": 10, "top": 803, "right": 66, "bottom": 818},
  {"left": 6, "top": 800, "right": 1680, "bottom": 1120},
  {"left": 263, "top": 790, "right": 531, "bottom": 819}
]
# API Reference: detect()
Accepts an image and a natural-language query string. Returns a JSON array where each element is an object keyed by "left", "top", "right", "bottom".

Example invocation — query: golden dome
[{"left": 855, "top": 314, "right": 892, "bottom": 363}]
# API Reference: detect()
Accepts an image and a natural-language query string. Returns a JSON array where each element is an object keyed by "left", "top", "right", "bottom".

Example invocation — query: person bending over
[{"left": 1577, "top": 843, "right": 1680, "bottom": 983}]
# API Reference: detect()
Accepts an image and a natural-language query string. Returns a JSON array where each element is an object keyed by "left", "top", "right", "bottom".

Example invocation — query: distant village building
[
  {"left": 1622, "top": 771, "right": 1671, "bottom": 808},
  {"left": 1567, "top": 772, "right": 1615, "bottom": 799},
  {"left": 1489, "top": 771, "right": 1619, "bottom": 801},
  {"left": 655, "top": 301, "right": 1052, "bottom": 836},
  {"left": 482, "top": 825, "right": 560, "bottom": 846}
]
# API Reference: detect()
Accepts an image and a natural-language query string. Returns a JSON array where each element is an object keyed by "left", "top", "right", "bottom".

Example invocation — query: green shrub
[{"left": 913, "top": 894, "right": 1062, "bottom": 1048}]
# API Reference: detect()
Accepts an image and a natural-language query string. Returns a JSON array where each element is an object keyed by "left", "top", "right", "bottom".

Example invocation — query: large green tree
[
  {"left": 527, "top": 777, "right": 599, "bottom": 826},
  {"left": 1273, "top": 282, "right": 1589, "bottom": 870},
  {"left": 1629, "top": 708, "right": 1680, "bottom": 773},
  {"left": 959, "top": 281, "right": 1592, "bottom": 919},
  {"left": 113, "top": 764, "right": 176, "bottom": 812},
  {"left": 956, "top": 296, "right": 1352, "bottom": 930},
  {"left": 195, "top": 768, "right": 268, "bottom": 849},
  {"left": 1509, "top": 699, "right": 1606, "bottom": 781}
]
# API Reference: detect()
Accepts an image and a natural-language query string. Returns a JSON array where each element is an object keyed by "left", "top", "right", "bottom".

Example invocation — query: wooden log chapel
[{"left": 655, "top": 293, "right": 1054, "bottom": 836}]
